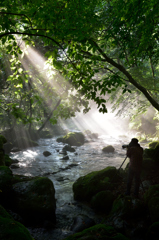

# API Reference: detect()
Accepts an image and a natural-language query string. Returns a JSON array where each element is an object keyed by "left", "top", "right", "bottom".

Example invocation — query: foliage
[{"left": 1, "top": 0, "right": 159, "bottom": 128}]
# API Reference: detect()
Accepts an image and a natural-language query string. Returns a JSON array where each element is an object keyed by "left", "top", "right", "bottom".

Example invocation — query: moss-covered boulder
[
  {"left": 110, "top": 195, "right": 146, "bottom": 219},
  {"left": 144, "top": 184, "right": 159, "bottom": 223},
  {"left": 57, "top": 132, "right": 85, "bottom": 146},
  {"left": 102, "top": 145, "right": 115, "bottom": 153},
  {"left": 63, "top": 144, "right": 76, "bottom": 152},
  {"left": 91, "top": 190, "right": 114, "bottom": 214},
  {"left": 63, "top": 224, "right": 129, "bottom": 240},
  {"left": 143, "top": 142, "right": 159, "bottom": 162},
  {"left": 0, "top": 166, "right": 13, "bottom": 206},
  {"left": 73, "top": 166, "right": 121, "bottom": 202},
  {"left": 149, "top": 141, "right": 159, "bottom": 149},
  {"left": 0, "top": 135, "right": 7, "bottom": 166},
  {"left": 12, "top": 177, "right": 56, "bottom": 225},
  {"left": 0, "top": 204, "right": 33, "bottom": 240},
  {"left": 4, "top": 154, "right": 12, "bottom": 166},
  {"left": 146, "top": 222, "right": 159, "bottom": 240},
  {"left": 0, "top": 135, "right": 7, "bottom": 148}
]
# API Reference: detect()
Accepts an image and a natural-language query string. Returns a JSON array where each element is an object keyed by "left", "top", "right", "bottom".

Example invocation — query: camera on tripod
[{"left": 122, "top": 144, "right": 129, "bottom": 149}]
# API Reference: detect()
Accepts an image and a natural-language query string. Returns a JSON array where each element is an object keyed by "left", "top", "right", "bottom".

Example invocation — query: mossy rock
[
  {"left": 91, "top": 190, "right": 114, "bottom": 214},
  {"left": 0, "top": 204, "right": 33, "bottom": 240},
  {"left": 12, "top": 177, "right": 56, "bottom": 225},
  {"left": 0, "top": 166, "right": 13, "bottom": 206},
  {"left": 0, "top": 135, "right": 7, "bottom": 149},
  {"left": 143, "top": 144, "right": 159, "bottom": 162},
  {"left": 146, "top": 222, "right": 159, "bottom": 240},
  {"left": 149, "top": 141, "right": 159, "bottom": 149},
  {"left": 144, "top": 184, "right": 159, "bottom": 204},
  {"left": 57, "top": 132, "right": 85, "bottom": 146},
  {"left": 4, "top": 154, "right": 12, "bottom": 166},
  {"left": 110, "top": 195, "right": 146, "bottom": 219},
  {"left": 73, "top": 166, "right": 121, "bottom": 202},
  {"left": 144, "top": 184, "right": 159, "bottom": 222},
  {"left": 63, "top": 224, "right": 129, "bottom": 240},
  {"left": 102, "top": 145, "right": 115, "bottom": 153},
  {"left": 142, "top": 158, "right": 155, "bottom": 170}
]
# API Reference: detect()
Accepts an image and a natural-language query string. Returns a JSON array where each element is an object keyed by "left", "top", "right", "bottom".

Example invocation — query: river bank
[{"left": 8, "top": 133, "right": 147, "bottom": 240}]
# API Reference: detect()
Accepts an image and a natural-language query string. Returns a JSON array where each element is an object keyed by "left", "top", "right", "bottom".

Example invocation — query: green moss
[
  {"left": 149, "top": 141, "right": 159, "bottom": 149},
  {"left": 13, "top": 177, "right": 56, "bottom": 224},
  {"left": 0, "top": 135, "right": 7, "bottom": 149},
  {"left": 0, "top": 204, "right": 13, "bottom": 219},
  {"left": 102, "top": 145, "right": 115, "bottom": 153},
  {"left": 0, "top": 204, "right": 33, "bottom": 240},
  {"left": 63, "top": 224, "right": 129, "bottom": 240},
  {"left": 73, "top": 167, "right": 120, "bottom": 201},
  {"left": 0, "top": 166, "right": 13, "bottom": 189},
  {"left": 57, "top": 132, "right": 85, "bottom": 146},
  {"left": 0, "top": 217, "right": 33, "bottom": 240},
  {"left": 110, "top": 195, "right": 146, "bottom": 218},
  {"left": 148, "top": 197, "right": 159, "bottom": 222},
  {"left": 91, "top": 190, "right": 114, "bottom": 214},
  {"left": 4, "top": 155, "right": 12, "bottom": 166},
  {"left": 144, "top": 184, "right": 159, "bottom": 204},
  {"left": 143, "top": 143, "right": 159, "bottom": 161}
]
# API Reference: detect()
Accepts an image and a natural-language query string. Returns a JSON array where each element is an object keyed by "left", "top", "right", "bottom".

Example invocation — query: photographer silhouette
[{"left": 125, "top": 138, "right": 143, "bottom": 198}]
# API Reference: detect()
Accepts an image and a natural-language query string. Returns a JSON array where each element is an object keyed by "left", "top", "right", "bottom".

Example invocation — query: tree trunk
[
  {"left": 92, "top": 40, "right": 159, "bottom": 112},
  {"left": 37, "top": 99, "right": 61, "bottom": 133}
]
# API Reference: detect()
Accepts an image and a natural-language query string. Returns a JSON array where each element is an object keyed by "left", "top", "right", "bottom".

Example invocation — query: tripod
[
  {"left": 111, "top": 156, "right": 127, "bottom": 183},
  {"left": 118, "top": 156, "right": 127, "bottom": 171}
]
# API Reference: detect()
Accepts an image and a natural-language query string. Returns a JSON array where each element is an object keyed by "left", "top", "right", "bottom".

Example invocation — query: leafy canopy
[{"left": 1, "top": 0, "right": 159, "bottom": 121}]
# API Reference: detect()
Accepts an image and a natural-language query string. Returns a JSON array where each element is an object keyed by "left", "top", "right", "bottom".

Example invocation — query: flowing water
[{"left": 9, "top": 133, "right": 143, "bottom": 239}]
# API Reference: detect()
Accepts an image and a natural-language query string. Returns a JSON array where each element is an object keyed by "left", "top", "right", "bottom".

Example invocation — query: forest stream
[{"left": 9, "top": 133, "right": 145, "bottom": 240}]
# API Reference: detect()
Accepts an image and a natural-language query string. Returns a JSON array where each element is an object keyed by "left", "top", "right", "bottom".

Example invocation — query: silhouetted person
[{"left": 125, "top": 138, "right": 143, "bottom": 198}]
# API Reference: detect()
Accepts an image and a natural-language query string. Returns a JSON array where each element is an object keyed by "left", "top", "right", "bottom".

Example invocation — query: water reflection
[{"left": 10, "top": 134, "right": 132, "bottom": 207}]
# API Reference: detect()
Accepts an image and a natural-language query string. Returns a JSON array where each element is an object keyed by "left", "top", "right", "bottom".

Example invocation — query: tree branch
[{"left": 90, "top": 39, "right": 159, "bottom": 111}]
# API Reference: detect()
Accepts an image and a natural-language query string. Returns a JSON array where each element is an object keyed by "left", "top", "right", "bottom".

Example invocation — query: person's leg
[
  {"left": 125, "top": 167, "right": 134, "bottom": 195},
  {"left": 134, "top": 171, "right": 141, "bottom": 197}
]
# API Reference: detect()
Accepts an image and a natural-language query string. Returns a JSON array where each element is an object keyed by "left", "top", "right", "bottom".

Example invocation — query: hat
[
  {"left": 129, "top": 138, "right": 139, "bottom": 146},
  {"left": 131, "top": 138, "right": 138, "bottom": 143}
]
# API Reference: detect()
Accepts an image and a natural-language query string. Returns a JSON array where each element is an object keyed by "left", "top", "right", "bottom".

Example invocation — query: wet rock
[
  {"left": 70, "top": 214, "right": 95, "bottom": 233},
  {"left": 56, "top": 132, "right": 85, "bottom": 146},
  {"left": 65, "top": 224, "right": 129, "bottom": 240},
  {"left": 61, "top": 155, "right": 69, "bottom": 160},
  {"left": 63, "top": 144, "right": 75, "bottom": 152},
  {"left": 10, "top": 164, "right": 20, "bottom": 169},
  {"left": 3, "top": 142, "right": 13, "bottom": 154},
  {"left": 12, "top": 177, "right": 56, "bottom": 226},
  {"left": 102, "top": 145, "right": 115, "bottom": 153},
  {"left": 11, "top": 159, "right": 19, "bottom": 164},
  {"left": 73, "top": 166, "right": 121, "bottom": 202},
  {"left": 59, "top": 150, "right": 67, "bottom": 155},
  {"left": 110, "top": 195, "right": 146, "bottom": 219},
  {"left": 91, "top": 190, "right": 114, "bottom": 214},
  {"left": 0, "top": 204, "right": 33, "bottom": 240},
  {"left": 10, "top": 147, "right": 21, "bottom": 152},
  {"left": 144, "top": 184, "right": 159, "bottom": 223},
  {"left": 146, "top": 222, "right": 159, "bottom": 240},
  {"left": 5, "top": 154, "right": 14, "bottom": 166},
  {"left": 56, "top": 177, "right": 69, "bottom": 182},
  {"left": 0, "top": 166, "right": 13, "bottom": 206},
  {"left": 43, "top": 151, "right": 51, "bottom": 157},
  {"left": 84, "top": 130, "right": 98, "bottom": 140}
]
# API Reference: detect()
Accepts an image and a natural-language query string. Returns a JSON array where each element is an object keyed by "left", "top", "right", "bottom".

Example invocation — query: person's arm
[{"left": 127, "top": 147, "right": 131, "bottom": 158}]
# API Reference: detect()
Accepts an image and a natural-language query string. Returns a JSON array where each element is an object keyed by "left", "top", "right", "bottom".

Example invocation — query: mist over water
[
  {"left": 65, "top": 108, "right": 135, "bottom": 139},
  {"left": 10, "top": 109, "right": 140, "bottom": 209}
]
